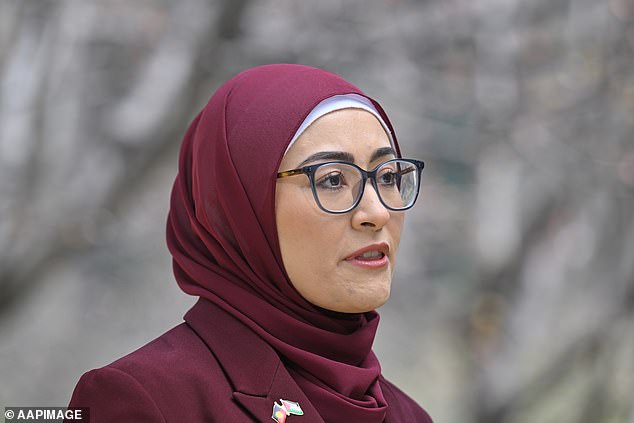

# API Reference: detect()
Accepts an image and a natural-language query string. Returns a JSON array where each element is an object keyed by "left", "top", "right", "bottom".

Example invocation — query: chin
[
  {"left": 370, "top": 291, "right": 391, "bottom": 310},
  {"left": 351, "top": 285, "right": 392, "bottom": 313},
  {"left": 310, "top": 271, "right": 393, "bottom": 313}
]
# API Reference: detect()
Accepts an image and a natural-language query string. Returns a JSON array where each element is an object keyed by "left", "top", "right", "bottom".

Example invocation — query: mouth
[{"left": 344, "top": 242, "right": 390, "bottom": 268}]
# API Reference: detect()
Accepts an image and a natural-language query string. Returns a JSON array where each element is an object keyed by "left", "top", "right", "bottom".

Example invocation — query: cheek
[
  {"left": 277, "top": 186, "right": 316, "bottom": 248},
  {"left": 388, "top": 212, "right": 405, "bottom": 260},
  {"left": 275, "top": 185, "right": 342, "bottom": 278}
]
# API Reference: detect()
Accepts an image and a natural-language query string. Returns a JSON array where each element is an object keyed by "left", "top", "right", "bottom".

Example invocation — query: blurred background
[{"left": 1, "top": 0, "right": 633, "bottom": 422}]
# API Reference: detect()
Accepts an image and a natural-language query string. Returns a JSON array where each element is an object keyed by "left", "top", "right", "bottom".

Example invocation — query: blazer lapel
[
  {"left": 232, "top": 364, "right": 324, "bottom": 423},
  {"left": 184, "top": 298, "right": 324, "bottom": 423}
]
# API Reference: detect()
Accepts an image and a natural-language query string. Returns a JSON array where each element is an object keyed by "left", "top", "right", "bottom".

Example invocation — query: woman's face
[{"left": 275, "top": 108, "right": 405, "bottom": 313}]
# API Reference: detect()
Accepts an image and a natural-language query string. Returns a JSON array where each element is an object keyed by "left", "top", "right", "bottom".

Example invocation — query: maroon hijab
[{"left": 166, "top": 64, "right": 402, "bottom": 422}]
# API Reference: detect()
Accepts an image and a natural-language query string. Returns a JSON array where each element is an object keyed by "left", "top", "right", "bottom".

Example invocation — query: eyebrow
[
  {"left": 296, "top": 146, "right": 396, "bottom": 168},
  {"left": 370, "top": 146, "right": 397, "bottom": 163}
]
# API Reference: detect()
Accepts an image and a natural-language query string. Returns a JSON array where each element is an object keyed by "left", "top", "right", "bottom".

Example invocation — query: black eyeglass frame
[{"left": 276, "top": 158, "right": 425, "bottom": 214}]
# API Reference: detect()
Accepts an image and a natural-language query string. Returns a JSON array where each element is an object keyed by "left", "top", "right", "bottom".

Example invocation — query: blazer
[{"left": 66, "top": 298, "right": 433, "bottom": 422}]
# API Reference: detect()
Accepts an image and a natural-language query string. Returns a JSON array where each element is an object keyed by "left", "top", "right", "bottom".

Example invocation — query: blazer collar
[{"left": 184, "top": 297, "right": 325, "bottom": 423}]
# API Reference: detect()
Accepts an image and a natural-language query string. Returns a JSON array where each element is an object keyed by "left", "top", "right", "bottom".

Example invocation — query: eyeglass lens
[{"left": 313, "top": 160, "right": 419, "bottom": 212}]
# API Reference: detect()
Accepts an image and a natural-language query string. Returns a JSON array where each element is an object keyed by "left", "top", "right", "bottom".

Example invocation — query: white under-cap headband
[{"left": 284, "top": 93, "right": 395, "bottom": 156}]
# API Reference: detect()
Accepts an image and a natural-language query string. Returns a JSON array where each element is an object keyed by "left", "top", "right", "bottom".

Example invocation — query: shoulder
[
  {"left": 94, "top": 322, "right": 222, "bottom": 390},
  {"left": 67, "top": 366, "right": 166, "bottom": 423},
  {"left": 379, "top": 375, "right": 434, "bottom": 423},
  {"left": 67, "top": 323, "right": 234, "bottom": 423},
  {"left": 104, "top": 322, "right": 214, "bottom": 379}
]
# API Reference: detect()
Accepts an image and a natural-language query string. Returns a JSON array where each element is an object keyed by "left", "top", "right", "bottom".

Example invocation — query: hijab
[
  {"left": 166, "top": 63, "right": 402, "bottom": 422},
  {"left": 284, "top": 92, "right": 394, "bottom": 155}
]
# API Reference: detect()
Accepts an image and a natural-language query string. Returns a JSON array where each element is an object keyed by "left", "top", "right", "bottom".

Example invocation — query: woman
[{"left": 66, "top": 64, "right": 432, "bottom": 422}]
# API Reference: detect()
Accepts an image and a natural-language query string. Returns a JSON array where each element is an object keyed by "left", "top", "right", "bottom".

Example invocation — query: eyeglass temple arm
[
  {"left": 277, "top": 169, "right": 305, "bottom": 178},
  {"left": 398, "top": 167, "right": 416, "bottom": 176}
]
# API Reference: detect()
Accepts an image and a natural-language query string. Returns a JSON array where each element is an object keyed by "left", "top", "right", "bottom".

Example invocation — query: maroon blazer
[{"left": 66, "top": 298, "right": 433, "bottom": 422}]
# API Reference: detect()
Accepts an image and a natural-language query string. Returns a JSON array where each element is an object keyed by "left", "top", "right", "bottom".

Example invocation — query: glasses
[{"left": 277, "top": 158, "right": 425, "bottom": 214}]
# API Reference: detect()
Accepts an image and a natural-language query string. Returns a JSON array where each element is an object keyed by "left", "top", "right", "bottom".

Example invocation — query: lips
[{"left": 345, "top": 242, "right": 390, "bottom": 268}]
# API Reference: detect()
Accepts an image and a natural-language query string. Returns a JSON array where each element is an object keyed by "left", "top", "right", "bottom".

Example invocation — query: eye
[
  {"left": 378, "top": 169, "right": 398, "bottom": 185},
  {"left": 316, "top": 171, "right": 345, "bottom": 190}
]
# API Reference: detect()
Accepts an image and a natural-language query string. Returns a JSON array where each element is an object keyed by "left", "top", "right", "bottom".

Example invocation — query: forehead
[{"left": 282, "top": 108, "right": 393, "bottom": 167}]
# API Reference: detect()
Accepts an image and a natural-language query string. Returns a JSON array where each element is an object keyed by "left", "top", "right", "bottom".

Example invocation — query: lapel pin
[{"left": 271, "top": 399, "right": 304, "bottom": 423}]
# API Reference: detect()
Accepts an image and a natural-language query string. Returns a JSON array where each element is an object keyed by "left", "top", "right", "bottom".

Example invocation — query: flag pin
[{"left": 271, "top": 399, "right": 304, "bottom": 423}]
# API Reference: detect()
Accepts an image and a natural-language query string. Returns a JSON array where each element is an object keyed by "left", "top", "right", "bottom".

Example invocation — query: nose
[{"left": 351, "top": 179, "right": 390, "bottom": 230}]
